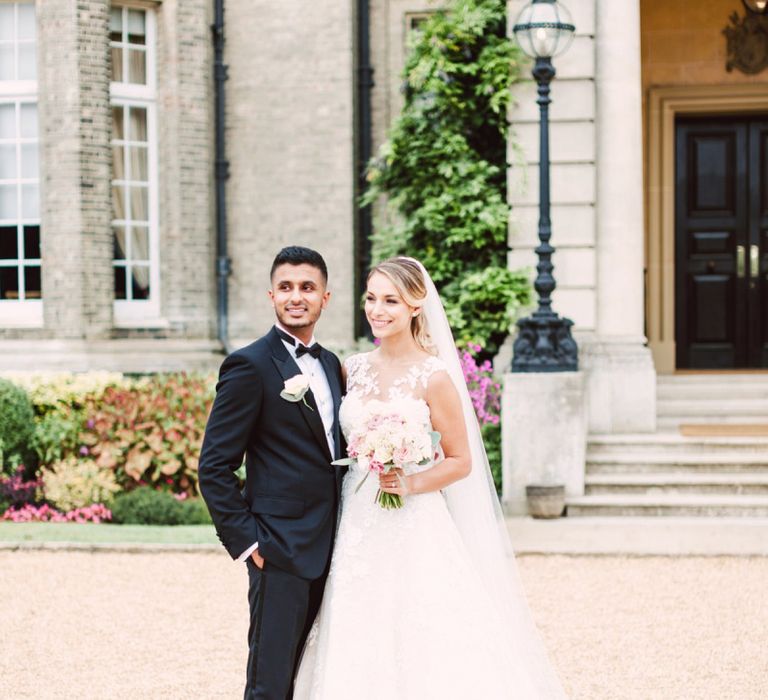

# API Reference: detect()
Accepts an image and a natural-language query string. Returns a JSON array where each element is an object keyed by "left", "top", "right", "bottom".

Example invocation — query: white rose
[{"left": 280, "top": 373, "right": 311, "bottom": 403}]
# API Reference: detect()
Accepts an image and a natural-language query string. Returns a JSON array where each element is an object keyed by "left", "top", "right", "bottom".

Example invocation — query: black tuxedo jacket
[{"left": 199, "top": 326, "right": 344, "bottom": 580}]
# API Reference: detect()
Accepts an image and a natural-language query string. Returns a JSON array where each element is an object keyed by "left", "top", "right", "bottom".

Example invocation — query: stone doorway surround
[{"left": 646, "top": 84, "right": 768, "bottom": 374}]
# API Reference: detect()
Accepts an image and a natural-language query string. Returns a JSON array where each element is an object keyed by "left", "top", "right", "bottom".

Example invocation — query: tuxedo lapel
[{"left": 268, "top": 328, "right": 332, "bottom": 462}]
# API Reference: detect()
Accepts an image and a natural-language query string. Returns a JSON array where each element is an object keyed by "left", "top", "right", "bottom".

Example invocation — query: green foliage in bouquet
[
  {"left": 363, "top": 0, "right": 531, "bottom": 355},
  {"left": 79, "top": 374, "right": 214, "bottom": 495},
  {"left": 0, "top": 379, "right": 35, "bottom": 473},
  {"left": 110, "top": 486, "right": 212, "bottom": 525},
  {"left": 41, "top": 457, "right": 121, "bottom": 512}
]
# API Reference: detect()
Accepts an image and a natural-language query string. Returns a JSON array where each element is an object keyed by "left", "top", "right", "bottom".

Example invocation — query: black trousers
[{"left": 244, "top": 559, "right": 327, "bottom": 700}]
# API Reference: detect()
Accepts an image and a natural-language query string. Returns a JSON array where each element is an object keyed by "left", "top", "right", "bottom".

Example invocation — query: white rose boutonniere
[{"left": 280, "top": 374, "right": 313, "bottom": 410}]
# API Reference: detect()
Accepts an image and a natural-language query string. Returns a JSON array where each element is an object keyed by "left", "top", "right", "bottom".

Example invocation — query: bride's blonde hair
[{"left": 368, "top": 257, "right": 435, "bottom": 354}]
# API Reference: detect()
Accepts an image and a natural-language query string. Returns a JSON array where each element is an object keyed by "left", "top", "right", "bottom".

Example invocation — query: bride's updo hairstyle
[{"left": 368, "top": 257, "right": 436, "bottom": 354}]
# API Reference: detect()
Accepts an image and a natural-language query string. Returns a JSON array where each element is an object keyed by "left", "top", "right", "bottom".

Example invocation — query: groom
[{"left": 199, "top": 246, "right": 344, "bottom": 699}]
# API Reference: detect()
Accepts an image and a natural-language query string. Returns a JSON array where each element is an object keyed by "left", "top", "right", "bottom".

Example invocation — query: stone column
[
  {"left": 586, "top": 0, "right": 656, "bottom": 433},
  {"left": 38, "top": 0, "right": 112, "bottom": 340}
]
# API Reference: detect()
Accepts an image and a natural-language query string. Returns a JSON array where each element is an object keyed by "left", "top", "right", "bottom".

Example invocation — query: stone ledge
[{"left": 0, "top": 339, "right": 224, "bottom": 373}]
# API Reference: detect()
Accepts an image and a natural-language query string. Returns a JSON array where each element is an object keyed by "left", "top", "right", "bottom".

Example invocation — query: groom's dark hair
[{"left": 270, "top": 246, "right": 328, "bottom": 283}]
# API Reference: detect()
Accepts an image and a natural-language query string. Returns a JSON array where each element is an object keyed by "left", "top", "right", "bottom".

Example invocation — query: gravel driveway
[{"left": 1, "top": 551, "right": 766, "bottom": 699}]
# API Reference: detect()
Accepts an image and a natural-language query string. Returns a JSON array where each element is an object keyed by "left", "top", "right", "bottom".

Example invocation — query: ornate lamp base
[{"left": 512, "top": 314, "right": 578, "bottom": 372}]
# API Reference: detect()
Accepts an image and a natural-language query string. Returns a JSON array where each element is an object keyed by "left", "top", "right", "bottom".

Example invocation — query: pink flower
[{"left": 370, "top": 460, "right": 385, "bottom": 474}]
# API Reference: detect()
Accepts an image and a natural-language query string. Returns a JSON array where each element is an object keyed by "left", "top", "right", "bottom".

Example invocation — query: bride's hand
[{"left": 379, "top": 467, "right": 411, "bottom": 496}]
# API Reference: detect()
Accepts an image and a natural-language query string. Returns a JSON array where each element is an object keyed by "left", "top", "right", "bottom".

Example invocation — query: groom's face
[{"left": 269, "top": 263, "right": 330, "bottom": 332}]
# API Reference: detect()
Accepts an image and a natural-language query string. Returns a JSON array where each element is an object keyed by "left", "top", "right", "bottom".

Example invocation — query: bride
[{"left": 294, "top": 257, "right": 566, "bottom": 699}]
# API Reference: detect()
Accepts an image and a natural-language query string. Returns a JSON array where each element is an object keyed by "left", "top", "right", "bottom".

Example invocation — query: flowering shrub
[
  {"left": 460, "top": 343, "right": 502, "bottom": 427},
  {"left": 2, "top": 502, "right": 112, "bottom": 523},
  {"left": 0, "top": 378, "right": 35, "bottom": 472},
  {"left": 110, "top": 486, "right": 211, "bottom": 525},
  {"left": 30, "top": 409, "right": 84, "bottom": 466},
  {"left": 0, "top": 467, "right": 42, "bottom": 511},
  {"left": 41, "top": 457, "right": 121, "bottom": 512},
  {"left": 79, "top": 374, "right": 215, "bottom": 495},
  {"left": 459, "top": 344, "right": 503, "bottom": 493},
  {"left": 3, "top": 371, "right": 131, "bottom": 415}
]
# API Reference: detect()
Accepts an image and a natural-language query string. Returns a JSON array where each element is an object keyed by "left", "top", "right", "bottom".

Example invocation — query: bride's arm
[{"left": 380, "top": 371, "right": 471, "bottom": 496}]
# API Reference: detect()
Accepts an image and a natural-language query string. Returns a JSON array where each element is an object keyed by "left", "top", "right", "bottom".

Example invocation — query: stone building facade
[{"left": 2, "top": 1, "right": 768, "bottom": 514}]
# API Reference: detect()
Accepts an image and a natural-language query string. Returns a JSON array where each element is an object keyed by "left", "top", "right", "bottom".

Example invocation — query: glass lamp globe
[
  {"left": 743, "top": 0, "right": 768, "bottom": 12},
  {"left": 513, "top": 0, "right": 576, "bottom": 59}
]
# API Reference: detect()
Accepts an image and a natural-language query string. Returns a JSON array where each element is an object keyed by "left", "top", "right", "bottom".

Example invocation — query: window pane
[
  {"left": 0, "top": 44, "right": 14, "bottom": 81},
  {"left": 21, "top": 183, "right": 38, "bottom": 218},
  {"left": 131, "top": 265, "right": 150, "bottom": 299},
  {"left": 130, "top": 185, "right": 148, "bottom": 221},
  {"left": 112, "top": 105, "right": 124, "bottom": 140},
  {"left": 130, "top": 145, "right": 148, "bottom": 181},
  {"left": 114, "top": 265, "right": 127, "bottom": 299},
  {"left": 110, "top": 45, "right": 123, "bottom": 83},
  {"left": 112, "top": 145, "right": 125, "bottom": 180},
  {"left": 0, "top": 105, "right": 15, "bottom": 139},
  {"left": 110, "top": 7, "right": 123, "bottom": 36},
  {"left": 20, "top": 103, "right": 37, "bottom": 138},
  {"left": 18, "top": 42, "right": 36, "bottom": 80},
  {"left": 24, "top": 265, "right": 40, "bottom": 297},
  {"left": 111, "top": 184, "right": 126, "bottom": 220},
  {"left": 127, "top": 49, "right": 146, "bottom": 85},
  {"left": 21, "top": 143, "right": 38, "bottom": 179},
  {"left": 23, "top": 225, "right": 39, "bottom": 258},
  {"left": 0, "top": 184, "right": 17, "bottom": 219},
  {"left": 0, "top": 144, "right": 16, "bottom": 179},
  {"left": 130, "top": 226, "right": 149, "bottom": 262},
  {"left": 0, "top": 6, "right": 13, "bottom": 41},
  {"left": 0, "top": 226, "right": 18, "bottom": 259},
  {"left": 128, "top": 107, "right": 147, "bottom": 141},
  {"left": 0, "top": 266, "right": 19, "bottom": 299},
  {"left": 18, "top": 4, "right": 37, "bottom": 41},
  {"left": 113, "top": 226, "right": 126, "bottom": 260},
  {"left": 127, "top": 10, "right": 146, "bottom": 44}
]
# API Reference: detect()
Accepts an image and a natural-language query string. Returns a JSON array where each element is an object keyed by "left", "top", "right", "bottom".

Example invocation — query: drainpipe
[
  {"left": 212, "top": 0, "right": 232, "bottom": 353},
  {"left": 356, "top": 0, "right": 374, "bottom": 337}
]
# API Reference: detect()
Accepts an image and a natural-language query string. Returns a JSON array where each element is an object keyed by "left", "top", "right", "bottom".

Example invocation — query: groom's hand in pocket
[{"left": 251, "top": 549, "right": 265, "bottom": 569}]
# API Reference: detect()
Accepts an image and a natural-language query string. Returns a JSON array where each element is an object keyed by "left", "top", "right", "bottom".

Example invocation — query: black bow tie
[
  {"left": 276, "top": 327, "right": 322, "bottom": 359},
  {"left": 296, "top": 343, "right": 322, "bottom": 359}
]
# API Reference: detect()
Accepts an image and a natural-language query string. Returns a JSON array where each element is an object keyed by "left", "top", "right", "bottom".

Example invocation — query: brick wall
[{"left": 225, "top": 0, "right": 357, "bottom": 347}]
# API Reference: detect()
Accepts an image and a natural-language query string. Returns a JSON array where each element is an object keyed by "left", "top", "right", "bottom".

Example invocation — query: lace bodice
[
  {"left": 339, "top": 352, "right": 448, "bottom": 469},
  {"left": 343, "top": 351, "right": 447, "bottom": 403}
]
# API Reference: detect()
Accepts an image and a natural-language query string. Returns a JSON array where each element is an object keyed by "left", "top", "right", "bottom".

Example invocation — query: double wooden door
[{"left": 675, "top": 116, "right": 768, "bottom": 369}]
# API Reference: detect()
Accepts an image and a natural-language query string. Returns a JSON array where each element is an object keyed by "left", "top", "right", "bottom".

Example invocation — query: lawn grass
[{"left": 0, "top": 522, "right": 219, "bottom": 545}]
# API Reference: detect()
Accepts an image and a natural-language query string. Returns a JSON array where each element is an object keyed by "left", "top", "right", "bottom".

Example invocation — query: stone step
[
  {"left": 566, "top": 493, "right": 768, "bottom": 517},
  {"left": 657, "top": 374, "right": 768, "bottom": 385},
  {"left": 585, "top": 472, "right": 768, "bottom": 496},
  {"left": 657, "top": 416, "right": 768, "bottom": 428},
  {"left": 587, "top": 453, "right": 768, "bottom": 474},
  {"left": 656, "top": 383, "right": 768, "bottom": 400},
  {"left": 656, "top": 398, "right": 768, "bottom": 416},
  {"left": 588, "top": 433, "right": 768, "bottom": 456}
]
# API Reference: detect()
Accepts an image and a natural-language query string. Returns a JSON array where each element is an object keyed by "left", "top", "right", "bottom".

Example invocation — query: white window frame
[
  {"left": 0, "top": 1, "right": 41, "bottom": 328},
  {"left": 110, "top": 5, "right": 162, "bottom": 327}
]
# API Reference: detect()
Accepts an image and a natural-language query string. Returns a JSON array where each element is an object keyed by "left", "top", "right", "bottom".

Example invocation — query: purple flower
[{"left": 79, "top": 446, "right": 89, "bottom": 456}]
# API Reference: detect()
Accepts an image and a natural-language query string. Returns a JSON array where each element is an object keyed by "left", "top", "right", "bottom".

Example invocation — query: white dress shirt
[{"left": 238, "top": 323, "right": 335, "bottom": 563}]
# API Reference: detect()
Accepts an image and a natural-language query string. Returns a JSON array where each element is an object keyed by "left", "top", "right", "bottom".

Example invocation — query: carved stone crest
[{"left": 723, "top": 11, "right": 768, "bottom": 75}]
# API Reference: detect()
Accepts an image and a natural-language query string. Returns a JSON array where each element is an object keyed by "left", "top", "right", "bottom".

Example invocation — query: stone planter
[{"left": 525, "top": 484, "right": 565, "bottom": 519}]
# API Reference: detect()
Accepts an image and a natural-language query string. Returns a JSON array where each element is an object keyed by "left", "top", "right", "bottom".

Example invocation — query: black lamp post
[{"left": 511, "top": 0, "right": 578, "bottom": 372}]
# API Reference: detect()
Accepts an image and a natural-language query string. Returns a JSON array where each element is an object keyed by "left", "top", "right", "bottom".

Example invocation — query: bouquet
[{"left": 333, "top": 402, "right": 440, "bottom": 509}]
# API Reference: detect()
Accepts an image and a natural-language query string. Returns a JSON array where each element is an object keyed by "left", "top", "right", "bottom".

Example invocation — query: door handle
[
  {"left": 737, "top": 245, "right": 745, "bottom": 278},
  {"left": 750, "top": 245, "right": 759, "bottom": 278}
]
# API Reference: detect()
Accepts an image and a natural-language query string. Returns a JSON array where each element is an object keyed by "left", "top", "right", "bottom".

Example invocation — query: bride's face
[{"left": 365, "top": 272, "right": 417, "bottom": 341}]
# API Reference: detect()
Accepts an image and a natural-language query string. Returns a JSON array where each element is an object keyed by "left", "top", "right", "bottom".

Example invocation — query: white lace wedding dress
[{"left": 294, "top": 352, "right": 551, "bottom": 699}]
